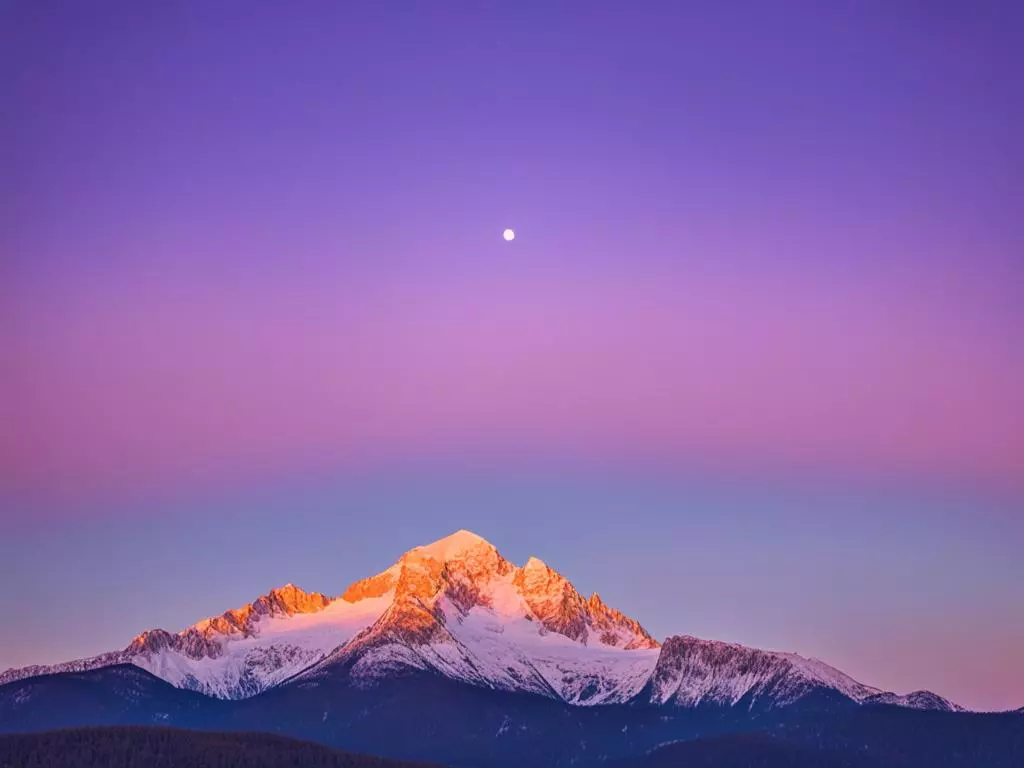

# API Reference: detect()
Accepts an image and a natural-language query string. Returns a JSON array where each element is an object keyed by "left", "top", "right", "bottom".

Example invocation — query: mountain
[
  {"left": 861, "top": 690, "right": 963, "bottom": 712},
  {"left": 0, "top": 726, "right": 440, "bottom": 768},
  {"left": 0, "top": 582, "right": 379, "bottom": 699},
  {"left": 0, "top": 665, "right": 217, "bottom": 733},
  {"left": 289, "top": 531, "right": 659, "bottom": 705},
  {"left": 0, "top": 530, "right": 959, "bottom": 713},
  {"left": 642, "top": 635, "right": 880, "bottom": 710}
]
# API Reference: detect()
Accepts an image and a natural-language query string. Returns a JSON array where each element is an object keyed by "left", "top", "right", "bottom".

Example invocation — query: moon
[{"left": 503, "top": 228, "right": 515, "bottom": 241}]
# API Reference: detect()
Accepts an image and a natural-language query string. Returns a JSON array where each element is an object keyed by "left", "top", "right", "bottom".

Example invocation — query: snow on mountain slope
[
  {"left": 132, "top": 592, "right": 391, "bottom": 698},
  {"left": 862, "top": 690, "right": 964, "bottom": 712},
  {"left": 0, "top": 586, "right": 390, "bottom": 699},
  {"left": 441, "top": 593, "right": 660, "bottom": 704},
  {"left": 0, "top": 530, "right": 964, "bottom": 712},
  {"left": 646, "top": 635, "right": 882, "bottom": 709},
  {"left": 644, "top": 635, "right": 963, "bottom": 713}
]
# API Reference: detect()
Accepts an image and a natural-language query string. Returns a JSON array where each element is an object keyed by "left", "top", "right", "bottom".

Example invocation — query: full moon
[{"left": 503, "top": 228, "right": 515, "bottom": 241}]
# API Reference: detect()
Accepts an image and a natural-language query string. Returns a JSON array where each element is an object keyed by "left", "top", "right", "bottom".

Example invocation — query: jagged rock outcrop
[
  {"left": 334, "top": 531, "right": 656, "bottom": 659},
  {"left": 191, "top": 584, "right": 333, "bottom": 640}
]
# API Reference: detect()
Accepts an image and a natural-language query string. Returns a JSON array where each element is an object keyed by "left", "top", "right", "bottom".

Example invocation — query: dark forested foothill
[{"left": 0, "top": 727, "right": 441, "bottom": 768}]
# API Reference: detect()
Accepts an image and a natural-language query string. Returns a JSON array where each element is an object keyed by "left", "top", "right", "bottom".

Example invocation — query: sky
[{"left": 1, "top": 1, "right": 1022, "bottom": 711}]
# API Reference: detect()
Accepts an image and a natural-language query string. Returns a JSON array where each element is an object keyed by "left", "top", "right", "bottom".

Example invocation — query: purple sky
[{"left": 1, "top": 2, "right": 1022, "bottom": 710}]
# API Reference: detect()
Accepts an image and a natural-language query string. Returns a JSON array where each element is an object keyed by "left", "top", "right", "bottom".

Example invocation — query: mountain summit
[
  {"left": 414, "top": 529, "right": 494, "bottom": 560},
  {"left": 293, "top": 529, "right": 660, "bottom": 704},
  {"left": 0, "top": 530, "right": 958, "bottom": 711}
]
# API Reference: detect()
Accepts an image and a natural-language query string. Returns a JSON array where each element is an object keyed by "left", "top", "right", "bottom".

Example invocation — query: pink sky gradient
[
  {"left": 4, "top": 258, "right": 1022, "bottom": 508},
  {"left": 2, "top": 0, "right": 1022, "bottom": 714}
]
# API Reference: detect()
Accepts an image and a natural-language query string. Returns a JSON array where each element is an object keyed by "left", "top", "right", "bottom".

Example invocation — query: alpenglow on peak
[{"left": 412, "top": 529, "right": 493, "bottom": 561}]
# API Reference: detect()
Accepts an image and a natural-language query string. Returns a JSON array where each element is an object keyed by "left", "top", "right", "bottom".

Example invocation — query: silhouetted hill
[
  {"left": 0, "top": 665, "right": 218, "bottom": 733},
  {"left": 629, "top": 710, "right": 1024, "bottom": 768},
  {"left": 779, "top": 705, "right": 1024, "bottom": 767},
  {"left": 0, "top": 726, "right": 440, "bottom": 768}
]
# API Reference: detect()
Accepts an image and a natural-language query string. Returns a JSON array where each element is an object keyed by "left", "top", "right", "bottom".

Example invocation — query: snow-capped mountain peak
[
  {"left": 0, "top": 530, "right": 965, "bottom": 713},
  {"left": 412, "top": 529, "right": 495, "bottom": 562},
  {"left": 290, "top": 533, "right": 659, "bottom": 704}
]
